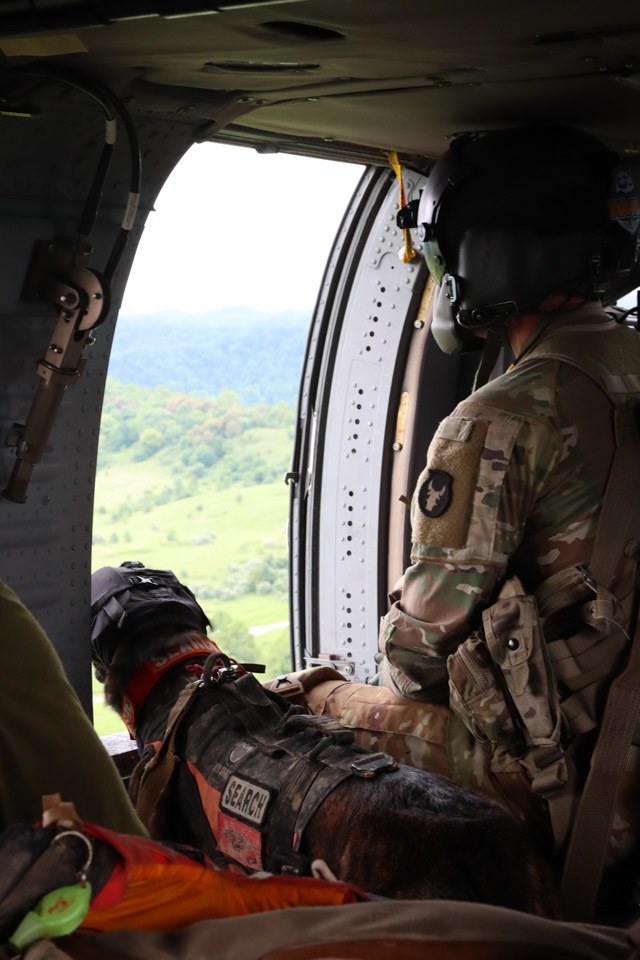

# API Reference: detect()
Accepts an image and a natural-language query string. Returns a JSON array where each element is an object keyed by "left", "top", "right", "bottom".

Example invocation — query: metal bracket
[
  {"left": 202, "top": 653, "right": 244, "bottom": 687},
  {"left": 304, "top": 656, "right": 355, "bottom": 677},
  {"left": 3, "top": 237, "right": 109, "bottom": 503},
  {"left": 351, "top": 752, "right": 397, "bottom": 778}
]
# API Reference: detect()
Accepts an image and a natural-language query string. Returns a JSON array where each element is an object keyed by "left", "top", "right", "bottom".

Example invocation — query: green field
[
  {"left": 94, "top": 468, "right": 289, "bottom": 585},
  {"left": 91, "top": 423, "right": 294, "bottom": 736}
]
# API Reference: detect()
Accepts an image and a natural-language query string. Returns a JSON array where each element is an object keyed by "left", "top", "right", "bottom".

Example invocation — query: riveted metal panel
[
  {"left": 0, "top": 78, "right": 199, "bottom": 711},
  {"left": 290, "top": 165, "right": 429, "bottom": 681},
  {"left": 287, "top": 167, "right": 383, "bottom": 671}
]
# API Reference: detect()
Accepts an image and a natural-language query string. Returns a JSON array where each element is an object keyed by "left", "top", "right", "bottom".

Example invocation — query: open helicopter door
[{"left": 288, "top": 163, "right": 479, "bottom": 681}]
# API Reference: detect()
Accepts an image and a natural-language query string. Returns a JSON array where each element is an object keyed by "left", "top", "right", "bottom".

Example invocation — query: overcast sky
[{"left": 120, "top": 142, "right": 364, "bottom": 316}]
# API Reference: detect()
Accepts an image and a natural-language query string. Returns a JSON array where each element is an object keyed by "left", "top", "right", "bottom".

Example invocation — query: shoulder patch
[
  {"left": 412, "top": 417, "right": 489, "bottom": 550},
  {"left": 417, "top": 469, "right": 453, "bottom": 518}
]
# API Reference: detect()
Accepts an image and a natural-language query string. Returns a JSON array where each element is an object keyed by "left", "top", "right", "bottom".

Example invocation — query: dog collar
[{"left": 121, "top": 633, "right": 220, "bottom": 737}]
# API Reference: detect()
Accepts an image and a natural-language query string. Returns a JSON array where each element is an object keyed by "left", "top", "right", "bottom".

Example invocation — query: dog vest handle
[{"left": 135, "top": 683, "right": 199, "bottom": 832}]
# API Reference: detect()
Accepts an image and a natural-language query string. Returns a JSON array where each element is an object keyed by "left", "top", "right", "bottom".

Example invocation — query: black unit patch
[
  {"left": 221, "top": 775, "right": 272, "bottom": 826},
  {"left": 417, "top": 469, "right": 453, "bottom": 518}
]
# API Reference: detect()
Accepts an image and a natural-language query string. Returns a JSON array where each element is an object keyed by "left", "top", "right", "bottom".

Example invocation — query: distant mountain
[{"left": 103, "top": 308, "right": 311, "bottom": 405}]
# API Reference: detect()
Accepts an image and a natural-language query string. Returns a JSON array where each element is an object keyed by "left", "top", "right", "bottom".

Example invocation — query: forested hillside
[
  {"left": 92, "top": 311, "right": 306, "bottom": 735},
  {"left": 104, "top": 308, "right": 310, "bottom": 404},
  {"left": 99, "top": 379, "right": 295, "bottom": 486}
]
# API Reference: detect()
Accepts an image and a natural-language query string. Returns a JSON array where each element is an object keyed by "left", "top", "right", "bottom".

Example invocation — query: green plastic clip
[{"left": 9, "top": 882, "right": 92, "bottom": 951}]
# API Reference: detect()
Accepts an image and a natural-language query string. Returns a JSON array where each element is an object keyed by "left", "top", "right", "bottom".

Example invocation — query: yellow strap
[{"left": 388, "top": 151, "right": 417, "bottom": 264}]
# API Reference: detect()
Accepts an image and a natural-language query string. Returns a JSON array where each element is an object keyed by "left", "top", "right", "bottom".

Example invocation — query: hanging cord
[
  {"left": 2, "top": 66, "right": 142, "bottom": 503},
  {"left": 388, "top": 152, "right": 418, "bottom": 263},
  {"left": 102, "top": 98, "right": 141, "bottom": 285},
  {"left": 24, "top": 65, "right": 141, "bottom": 292},
  {"left": 78, "top": 128, "right": 116, "bottom": 240},
  {"left": 609, "top": 301, "right": 639, "bottom": 328}
]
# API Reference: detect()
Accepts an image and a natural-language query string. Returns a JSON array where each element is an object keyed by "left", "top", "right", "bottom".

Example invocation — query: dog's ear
[{"left": 93, "top": 663, "right": 107, "bottom": 684}]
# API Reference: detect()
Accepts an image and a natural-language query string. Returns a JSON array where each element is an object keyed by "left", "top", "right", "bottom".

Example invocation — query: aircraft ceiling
[{"left": 1, "top": 1, "right": 640, "bottom": 167}]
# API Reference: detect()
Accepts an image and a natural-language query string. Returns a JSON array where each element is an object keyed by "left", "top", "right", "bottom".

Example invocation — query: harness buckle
[
  {"left": 532, "top": 743, "right": 565, "bottom": 771},
  {"left": 528, "top": 745, "right": 569, "bottom": 798},
  {"left": 575, "top": 563, "right": 598, "bottom": 594},
  {"left": 350, "top": 752, "right": 397, "bottom": 778},
  {"left": 203, "top": 653, "right": 244, "bottom": 687}
]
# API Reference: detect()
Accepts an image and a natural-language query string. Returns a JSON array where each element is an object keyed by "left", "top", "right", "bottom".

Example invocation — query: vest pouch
[
  {"left": 482, "top": 578, "right": 562, "bottom": 750},
  {"left": 535, "top": 564, "right": 631, "bottom": 736},
  {"left": 447, "top": 633, "right": 524, "bottom": 768}
]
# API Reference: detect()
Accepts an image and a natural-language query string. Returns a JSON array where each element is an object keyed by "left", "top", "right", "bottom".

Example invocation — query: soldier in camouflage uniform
[
  {"left": 382, "top": 301, "right": 638, "bottom": 696},
  {"left": 287, "top": 126, "right": 640, "bottom": 899}
]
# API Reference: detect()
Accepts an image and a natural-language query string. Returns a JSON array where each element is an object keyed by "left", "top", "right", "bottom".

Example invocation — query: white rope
[{"left": 311, "top": 859, "right": 339, "bottom": 882}]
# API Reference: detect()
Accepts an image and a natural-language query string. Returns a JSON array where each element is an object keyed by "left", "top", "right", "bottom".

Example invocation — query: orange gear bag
[{"left": 81, "top": 823, "right": 369, "bottom": 933}]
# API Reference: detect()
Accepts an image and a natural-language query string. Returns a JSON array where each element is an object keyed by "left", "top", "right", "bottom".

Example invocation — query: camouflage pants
[
  {"left": 267, "top": 667, "right": 549, "bottom": 837},
  {"left": 271, "top": 667, "right": 640, "bottom": 878}
]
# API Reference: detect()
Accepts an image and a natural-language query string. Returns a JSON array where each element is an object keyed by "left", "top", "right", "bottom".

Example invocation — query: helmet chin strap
[
  {"left": 471, "top": 292, "right": 588, "bottom": 390},
  {"left": 471, "top": 322, "right": 508, "bottom": 390}
]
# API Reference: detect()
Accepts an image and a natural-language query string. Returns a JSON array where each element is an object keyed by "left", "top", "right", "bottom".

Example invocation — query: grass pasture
[{"left": 91, "top": 438, "right": 294, "bottom": 735}]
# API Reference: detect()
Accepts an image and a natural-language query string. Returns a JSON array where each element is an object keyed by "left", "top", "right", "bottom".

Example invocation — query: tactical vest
[{"left": 447, "top": 317, "right": 640, "bottom": 921}]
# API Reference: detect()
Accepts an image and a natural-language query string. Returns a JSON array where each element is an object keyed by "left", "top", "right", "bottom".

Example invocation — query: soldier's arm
[
  {"left": 379, "top": 557, "right": 502, "bottom": 700},
  {"left": 379, "top": 403, "right": 562, "bottom": 702}
]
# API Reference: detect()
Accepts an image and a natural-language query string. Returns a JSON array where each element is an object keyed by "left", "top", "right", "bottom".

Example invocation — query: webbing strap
[
  {"left": 560, "top": 440, "right": 640, "bottom": 920},
  {"left": 524, "top": 337, "right": 640, "bottom": 921},
  {"left": 560, "top": 609, "right": 640, "bottom": 920},
  {"left": 590, "top": 409, "right": 640, "bottom": 587},
  {"left": 135, "top": 683, "right": 199, "bottom": 831},
  {"left": 533, "top": 756, "right": 575, "bottom": 853}
]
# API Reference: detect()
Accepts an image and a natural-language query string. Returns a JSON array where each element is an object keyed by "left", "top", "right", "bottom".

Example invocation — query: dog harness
[{"left": 135, "top": 653, "right": 397, "bottom": 875}]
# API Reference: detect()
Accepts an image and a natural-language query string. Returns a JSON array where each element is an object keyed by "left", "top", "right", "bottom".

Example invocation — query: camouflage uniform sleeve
[{"left": 379, "top": 402, "right": 562, "bottom": 701}]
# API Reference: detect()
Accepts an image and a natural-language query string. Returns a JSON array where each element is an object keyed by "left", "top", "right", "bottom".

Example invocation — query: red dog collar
[{"left": 121, "top": 633, "right": 220, "bottom": 737}]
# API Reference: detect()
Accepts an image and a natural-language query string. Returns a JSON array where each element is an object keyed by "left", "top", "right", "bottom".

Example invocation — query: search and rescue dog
[{"left": 91, "top": 566, "right": 560, "bottom": 917}]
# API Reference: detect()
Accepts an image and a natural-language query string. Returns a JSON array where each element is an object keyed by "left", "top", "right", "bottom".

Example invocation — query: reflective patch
[
  {"left": 221, "top": 775, "right": 272, "bottom": 826},
  {"left": 417, "top": 469, "right": 452, "bottom": 518},
  {"left": 218, "top": 811, "right": 263, "bottom": 871},
  {"left": 609, "top": 167, "right": 640, "bottom": 235}
]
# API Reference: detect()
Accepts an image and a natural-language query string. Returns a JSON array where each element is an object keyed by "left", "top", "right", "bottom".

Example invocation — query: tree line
[
  {"left": 103, "top": 307, "right": 309, "bottom": 405},
  {"left": 99, "top": 381, "right": 295, "bottom": 484}
]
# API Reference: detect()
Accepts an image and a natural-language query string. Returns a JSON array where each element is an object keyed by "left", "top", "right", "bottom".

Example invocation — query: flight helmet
[{"left": 417, "top": 125, "right": 640, "bottom": 353}]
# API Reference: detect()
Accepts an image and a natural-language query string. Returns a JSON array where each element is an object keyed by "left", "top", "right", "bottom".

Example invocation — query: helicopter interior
[{"left": 1, "top": 0, "right": 640, "bottom": 714}]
